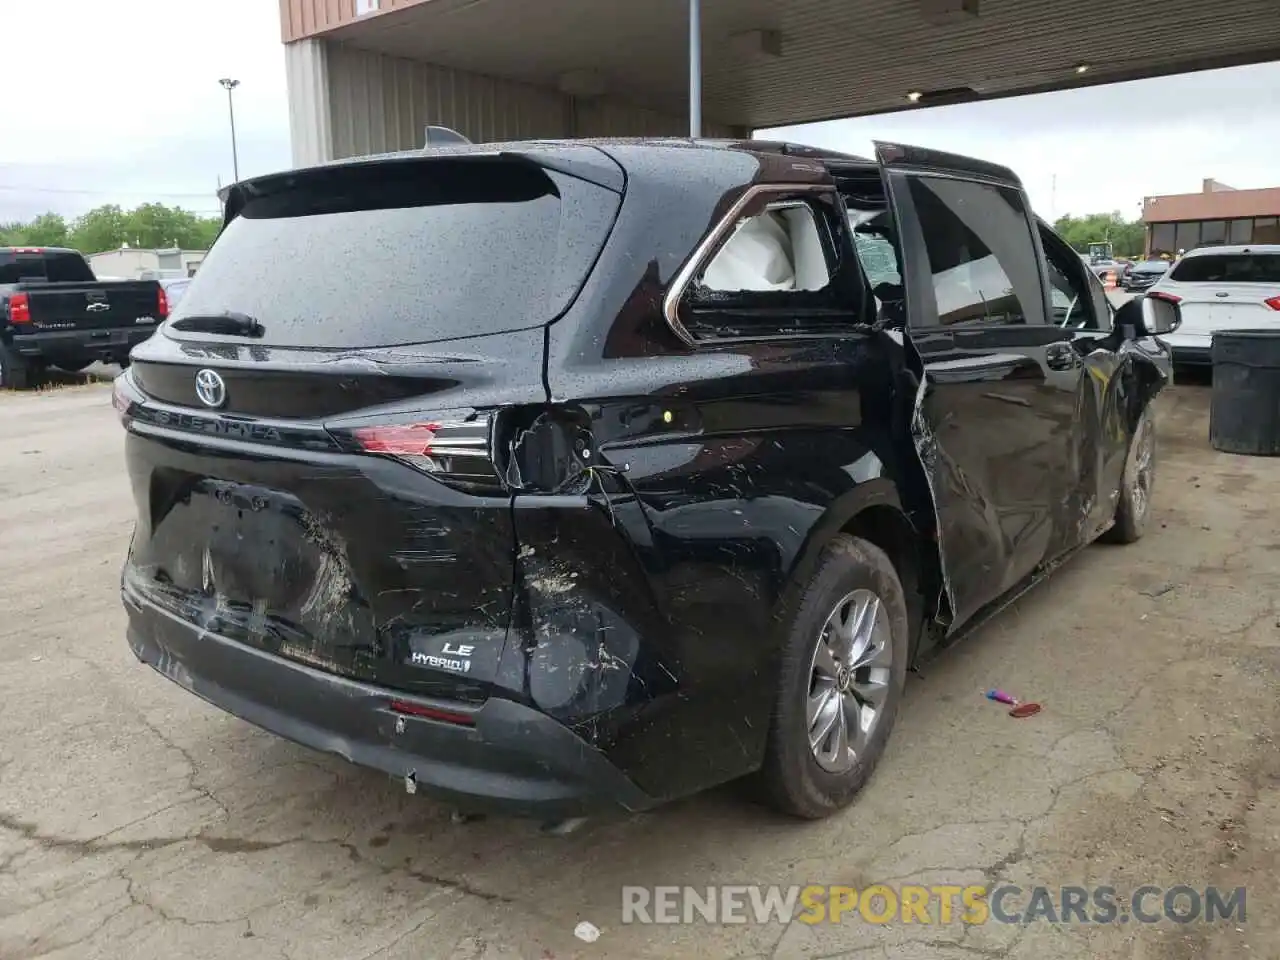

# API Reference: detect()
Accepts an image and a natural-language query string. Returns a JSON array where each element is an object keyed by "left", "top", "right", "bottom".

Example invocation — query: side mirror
[{"left": 1115, "top": 293, "right": 1181, "bottom": 336}]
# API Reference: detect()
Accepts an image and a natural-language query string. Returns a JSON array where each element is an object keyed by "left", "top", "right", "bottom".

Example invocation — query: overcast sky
[{"left": 2, "top": 0, "right": 1277, "bottom": 225}]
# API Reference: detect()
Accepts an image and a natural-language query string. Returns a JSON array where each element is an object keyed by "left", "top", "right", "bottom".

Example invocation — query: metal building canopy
[{"left": 291, "top": 0, "right": 1280, "bottom": 130}]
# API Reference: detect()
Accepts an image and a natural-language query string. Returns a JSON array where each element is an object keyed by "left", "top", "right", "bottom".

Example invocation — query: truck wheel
[
  {"left": 0, "top": 347, "right": 32, "bottom": 391},
  {"left": 1101, "top": 404, "right": 1156, "bottom": 544},
  {"left": 761, "top": 534, "right": 909, "bottom": 819}
]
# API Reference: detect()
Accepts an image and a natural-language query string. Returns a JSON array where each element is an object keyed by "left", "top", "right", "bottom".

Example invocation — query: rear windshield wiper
[{"left": 169, "top": 312, "right": 265, "bottom": 337}]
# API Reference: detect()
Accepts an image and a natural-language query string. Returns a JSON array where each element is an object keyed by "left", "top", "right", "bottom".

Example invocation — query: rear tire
[
  {"left": 1102, "top": 404, "right": 1156, "bottom": 544},
  {"left": 761, "top": 535, "right": 909, "bottom": 819},
  {"left": 0, "top": 346, "right": 32, "bottom": 391}
]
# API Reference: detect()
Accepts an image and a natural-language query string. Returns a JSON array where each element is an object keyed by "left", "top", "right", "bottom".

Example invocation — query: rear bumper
[
  {"left": 123, "top": 586, "right": 657, "bottom": 818},
  {"left": 11, "top": 327, "right": 154, "bottom": 360},
  {"left": 1162, "top": 332, "right": 1212, "bottom": 366},
  {"left": 1170, "top": 346, "right": 1212, "bottom": 366}
]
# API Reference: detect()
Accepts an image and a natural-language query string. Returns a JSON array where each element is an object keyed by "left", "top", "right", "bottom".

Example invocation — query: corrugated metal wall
[
  {"left": 285, "top": 40, "right": 335, "bottom": 167},
  {"left": 326, "top": 45, "right": 570, "bottom": 156},
  {"left": 291, "top": 43, "right": 738, "bottom": 165}
]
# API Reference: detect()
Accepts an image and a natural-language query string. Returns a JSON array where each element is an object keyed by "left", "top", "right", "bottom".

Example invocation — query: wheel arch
[{"left": 781, "top": 477, "right": 941, "bottom": 665}]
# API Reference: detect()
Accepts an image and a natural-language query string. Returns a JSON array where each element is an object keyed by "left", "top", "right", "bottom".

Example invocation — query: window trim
[{"left": 662, "top": 183, "right": 837, "bottom": 346}]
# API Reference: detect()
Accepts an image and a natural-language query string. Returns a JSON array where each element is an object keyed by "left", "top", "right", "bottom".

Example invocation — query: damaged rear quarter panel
[
  {"left": 527, "top": 328, "right": 918, "bottom": 801},
  {"left": 515, "top": 146, "right": 935, "bottom": 802}
]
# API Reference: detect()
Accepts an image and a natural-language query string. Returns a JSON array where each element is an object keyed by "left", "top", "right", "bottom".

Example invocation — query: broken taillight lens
[{"left": 342, "top": 415, "right": 503, "bottom": 493}]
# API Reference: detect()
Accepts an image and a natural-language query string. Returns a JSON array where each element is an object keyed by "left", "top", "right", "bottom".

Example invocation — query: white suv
[{"left": 1151, "top": 245, "right": 1280, "bottom": 365}]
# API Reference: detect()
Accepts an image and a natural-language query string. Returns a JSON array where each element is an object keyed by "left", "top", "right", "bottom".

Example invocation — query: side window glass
[
  {"left": 907, "top": 176, "right": 1046, "bottom": 327},
  {"left": 699, "top": 203, "right": 832, "bottom": 294},
  {"left": 853, "top": 232, "right": 902, "bottom": 289},
  {"left": 1040, "top": 229, "right": 1097, "bottom": 329}
]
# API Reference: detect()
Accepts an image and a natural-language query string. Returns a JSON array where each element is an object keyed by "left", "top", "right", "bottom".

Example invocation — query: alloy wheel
[
  {"left": 806, "top": 588, "right": 893, "bottom": 774},
  {"left": 1129, "top": 415, "right": 1154, "bottom": 522}
]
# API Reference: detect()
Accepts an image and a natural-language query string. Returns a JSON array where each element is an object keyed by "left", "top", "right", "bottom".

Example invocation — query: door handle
[{"left": 1044, "top": 343, "right": 1079, "bottom": 371}]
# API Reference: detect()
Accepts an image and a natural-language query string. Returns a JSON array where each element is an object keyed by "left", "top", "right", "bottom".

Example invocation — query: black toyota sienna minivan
[{"left": 117, "top": 138, "right": 1171, "bottom": 821}]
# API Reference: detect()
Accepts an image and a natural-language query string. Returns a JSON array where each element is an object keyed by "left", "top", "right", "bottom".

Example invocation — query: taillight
[
  {"left": 339, "top": 415, "right": 501, "bottom": 492},
  {"left": 112, "top": 370, "right": 146, "bottom": 424},
  {"left": 1147, "top": 291, "right": 1181, "bottom": 305},
  {"left": 8, "top": 293, "right": 31, "bottom": 324},
  {"left": 157, "top": 286, "right": 170, "bottom": 319},
  {"left": 1264, "top": 296, "right": 1280, "bottom": 311}
]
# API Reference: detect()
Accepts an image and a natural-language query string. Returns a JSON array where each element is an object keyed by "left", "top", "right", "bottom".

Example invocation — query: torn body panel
[
  {"left": 901, "top": 325, "right": 1172, "bottom": 637},
  {"left": 536, "top": 321, "right": 940, "bottom": 797},
  {"left": 122, "top": 425, "right": 518, "bottom": 703}
]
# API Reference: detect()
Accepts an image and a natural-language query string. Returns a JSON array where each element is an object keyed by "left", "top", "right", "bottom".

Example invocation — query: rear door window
[
  {"left": 0, "top": 251, "right": 94, "bottom": 284},
  {"left": 906, "top": 176, "right": 1046, "bottom": 327},
  {"left": 1169, "top": 253, "right": 1280, "bottom": 284},
  {"left": 167, "top": 157, "right": 620, "bottom": 348}
]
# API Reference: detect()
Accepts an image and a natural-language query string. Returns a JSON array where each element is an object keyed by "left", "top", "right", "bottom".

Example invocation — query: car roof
[
  {"left": 1181, "top": 244, "right": 1280, "bottom": 257},
  {"left": 0, "top": 246, "right": 80, "bottom": 255},
  {"left": 321, "top": 137, "right": 872, "bottom": 168}
]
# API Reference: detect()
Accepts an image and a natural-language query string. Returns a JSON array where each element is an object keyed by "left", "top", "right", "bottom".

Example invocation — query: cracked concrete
[{"left": 1, "top": 378, "right": 1278, "bottom": 959}]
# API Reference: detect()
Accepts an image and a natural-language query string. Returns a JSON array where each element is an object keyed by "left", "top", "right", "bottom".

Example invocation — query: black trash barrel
[{"left": 1210, "top": 329, "right": 1280, "bottom": 455}]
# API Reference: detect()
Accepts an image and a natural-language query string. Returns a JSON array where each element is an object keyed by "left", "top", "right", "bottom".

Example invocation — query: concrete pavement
[{"left": 0, "top": 381, "right": 1277, "bottom": 960}]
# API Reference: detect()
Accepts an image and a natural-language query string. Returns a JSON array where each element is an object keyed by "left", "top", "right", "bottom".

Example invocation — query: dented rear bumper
[{"left": 123, "top": 584, "right": 657, "bottom": 818}]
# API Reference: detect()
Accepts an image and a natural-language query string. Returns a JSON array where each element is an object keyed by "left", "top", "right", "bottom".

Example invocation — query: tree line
[
  {"left": 0, "top": 204, "right": 223, "bottom": 255},
  {"left": 1051, "top": 212, "right": 1146, "bottom": 258},
  {"left": 2, "top": 201, "right": 1149, "bottom": 261}
]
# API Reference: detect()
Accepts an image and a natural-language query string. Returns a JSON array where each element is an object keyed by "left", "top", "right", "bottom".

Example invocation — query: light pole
[
  {"left": 218, "top": 78, "right": 241, "bottom": 183},
  {"left": 688, "top": 0, "right": 702, "bottom": 138}
]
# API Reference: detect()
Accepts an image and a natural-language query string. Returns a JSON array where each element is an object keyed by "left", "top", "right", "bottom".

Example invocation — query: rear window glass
[
  {"left": 1134, "top": 261, "right": 1168, "bottom": 274},
  {"left": 167, "top": 158, "right": 619, "bottom": 349},
  {"left": 0, "top": 251, "right": 94, "bottom": 284},
  {"left": 1169, "top": 253, "right": 1280, "bottom": 284}
]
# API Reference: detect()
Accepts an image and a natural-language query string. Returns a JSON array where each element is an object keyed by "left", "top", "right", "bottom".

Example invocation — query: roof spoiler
[{"left": 213, "top": 125, "right": 474, "bottom": 205}]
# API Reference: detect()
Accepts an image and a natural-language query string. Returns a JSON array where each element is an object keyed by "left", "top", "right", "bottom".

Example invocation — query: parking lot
[{"left": 1, "top": 374, "right": 1278, "bottom": 960}]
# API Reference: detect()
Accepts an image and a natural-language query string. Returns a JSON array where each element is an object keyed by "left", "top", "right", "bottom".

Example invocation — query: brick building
[{"left": 1143, "top": 179, "right": 1280, "bottom": 257}]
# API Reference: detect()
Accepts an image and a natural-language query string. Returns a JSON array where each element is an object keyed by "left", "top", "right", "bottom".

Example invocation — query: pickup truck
[{"left": 1, "top": 247, "right": 167, "bottom": 389}]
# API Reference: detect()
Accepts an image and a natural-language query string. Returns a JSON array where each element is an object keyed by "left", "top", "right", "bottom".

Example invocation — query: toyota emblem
[{"left": 194, "top": 368, "right": 226, "bottom": 408}]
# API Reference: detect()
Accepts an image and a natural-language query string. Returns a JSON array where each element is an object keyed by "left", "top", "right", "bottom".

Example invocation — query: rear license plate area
[{"left": 144, "top": 478, "right": 377, "bottom": 670}]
